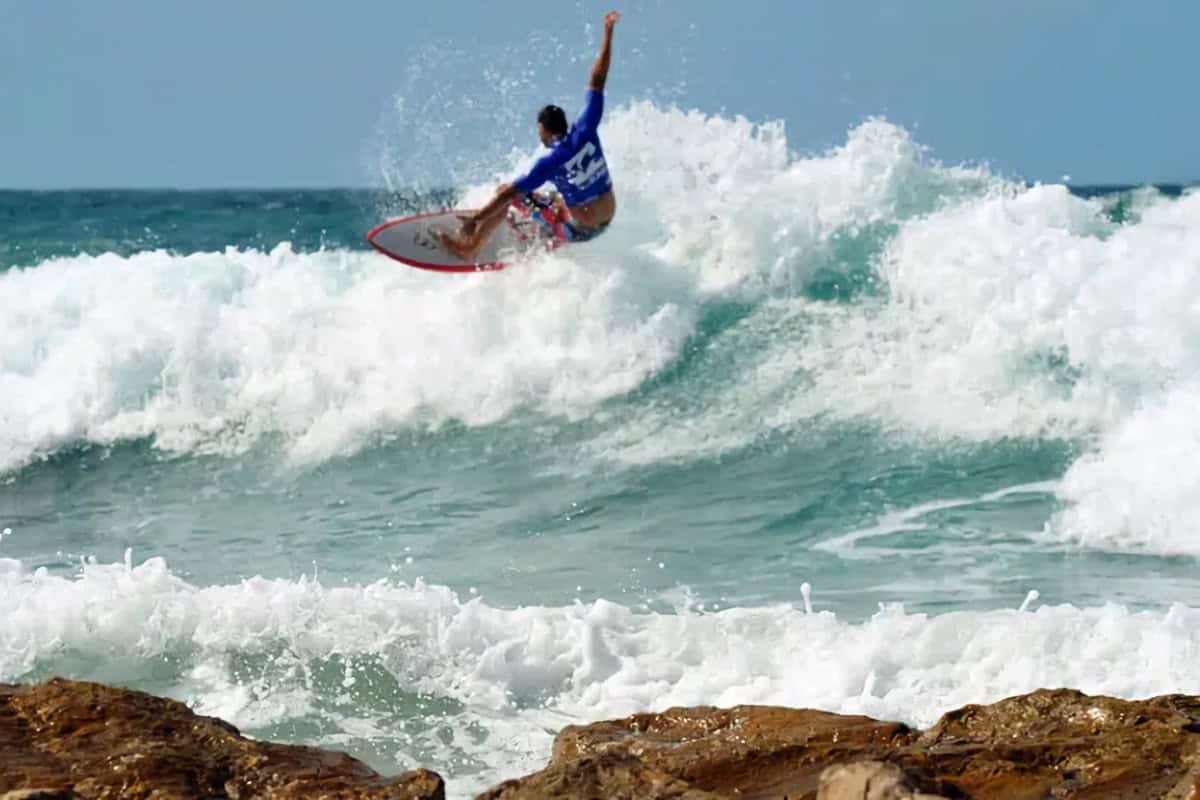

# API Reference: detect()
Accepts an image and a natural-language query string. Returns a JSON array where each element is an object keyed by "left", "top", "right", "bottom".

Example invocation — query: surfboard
[{"left": 366, "top": 208, "right": 563, "bottom": 273}]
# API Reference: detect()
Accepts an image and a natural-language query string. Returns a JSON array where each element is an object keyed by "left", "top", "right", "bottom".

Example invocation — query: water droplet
[{"left": 1018, "top": 590, "right": 1040, "bottom": 612}]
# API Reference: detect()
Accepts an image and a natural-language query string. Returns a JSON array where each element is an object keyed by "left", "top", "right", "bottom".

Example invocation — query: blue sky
[{"left": 3, "top": 0, "right": 1196, "bottom": 188}]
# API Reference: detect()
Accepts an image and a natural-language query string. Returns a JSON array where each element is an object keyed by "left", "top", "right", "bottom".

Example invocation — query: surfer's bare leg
[
  {"left": 438, "top": 205, "right": 509, "bottom": 262},
  {"left": 437, "top": 189, "right": 517, "bottom": 262},
  {"left": 436, "top": 183, "right": 523, "bottom": 261}
]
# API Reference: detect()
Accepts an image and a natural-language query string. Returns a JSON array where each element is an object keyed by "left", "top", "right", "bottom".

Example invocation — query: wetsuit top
[{"left": 513, "top": 90, "right": 613, "bottom": 208}]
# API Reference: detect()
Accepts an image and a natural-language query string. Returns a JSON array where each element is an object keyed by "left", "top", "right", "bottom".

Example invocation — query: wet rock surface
[
  {"left": 4, "top": 680, "right": 1200, "bottom": 799},
  {"left": 493, "top": 690, "right": 1200, "bottom": 799},
  {"left": 0, "top": 679, "right": 444, "bottom": 800}
]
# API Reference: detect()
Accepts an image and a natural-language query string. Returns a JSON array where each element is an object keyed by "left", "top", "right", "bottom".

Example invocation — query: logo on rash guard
[{"left": 563, "top": 142, "right": 608, "bottom": 190}]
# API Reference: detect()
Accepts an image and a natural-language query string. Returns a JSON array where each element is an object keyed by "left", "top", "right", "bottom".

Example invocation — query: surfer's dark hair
[{"left": 538, "top": 105, "right": 568, "bottom": 136}]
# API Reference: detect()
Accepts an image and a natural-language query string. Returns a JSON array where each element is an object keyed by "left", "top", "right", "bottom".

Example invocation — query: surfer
[{"left": 437, "top": 11, "right": 621, "bottom": 262}]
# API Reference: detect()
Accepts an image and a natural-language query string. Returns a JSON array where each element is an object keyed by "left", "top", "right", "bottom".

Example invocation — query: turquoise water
[{"left": 3, "top": 111, "right": 1200, "bottom": 796}]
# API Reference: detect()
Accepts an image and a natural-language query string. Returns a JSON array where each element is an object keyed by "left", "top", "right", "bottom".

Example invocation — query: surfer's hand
[{"left": 604, "top": 11, "right": 620, "bottom": 29}]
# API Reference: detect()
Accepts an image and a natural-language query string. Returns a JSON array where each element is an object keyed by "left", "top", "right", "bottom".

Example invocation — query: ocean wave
[{"left": 4, "top": 105, "right": 1200, "bottom": 559}]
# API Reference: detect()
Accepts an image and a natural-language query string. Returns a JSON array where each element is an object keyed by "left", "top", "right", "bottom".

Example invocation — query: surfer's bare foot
[{"left": 435, "top": 230, "right": 476, "bottom": 262}]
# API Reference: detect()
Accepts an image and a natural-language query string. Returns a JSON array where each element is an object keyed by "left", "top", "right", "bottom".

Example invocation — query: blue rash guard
[{"left": 513, "top": 90, "right": 613, "bottom": 208}]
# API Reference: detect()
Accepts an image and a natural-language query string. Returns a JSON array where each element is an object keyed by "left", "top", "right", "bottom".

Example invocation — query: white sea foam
[
  {"left": 0, "top": 241, "right": 692, "bottom": 473},
  {"left": 1050, "top": 382, "right": 1200, "bottom": 556}
]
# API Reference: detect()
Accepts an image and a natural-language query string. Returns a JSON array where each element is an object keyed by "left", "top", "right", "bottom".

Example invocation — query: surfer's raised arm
[
  {"left": 589, "top": 11, "right": 621, "bottom": 94},
  {"left": 433, "top": 10, "right": 620, "bottom": 262}
]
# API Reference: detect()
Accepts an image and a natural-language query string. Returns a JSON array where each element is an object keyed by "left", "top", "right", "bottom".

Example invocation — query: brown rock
[
  {"left": 477, "top": 752, "right": 723, "bottom": 800},
  {"left": 7, "top": 678, "right": 1200, "bottom": 800},
  {"left": 0, "top": 678, "right": 443, "bottom": 800},
  {"left": 1165, "top": 762, "right": 1200, "bottom": 800},
  {"left": 550, "top": 705, "right": 915, "bottom": 798},
  {"left": 495, "top": 689, "right": 1200, "bottom": 799},
  {"left": 817, "top": 762, "right": 949, "bottom": 800},
  {"left": 916, "top": 689, "right": 1200, "bottom": 799}
]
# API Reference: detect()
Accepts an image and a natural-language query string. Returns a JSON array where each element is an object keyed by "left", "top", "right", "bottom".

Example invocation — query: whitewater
[{"left": 3, "top": 102, "right": 1200, "bottom": 796}]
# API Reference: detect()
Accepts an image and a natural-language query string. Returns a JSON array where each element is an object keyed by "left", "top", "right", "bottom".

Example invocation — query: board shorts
[{"left": 510, "top": 193, "right": 611, "bottom": 244}]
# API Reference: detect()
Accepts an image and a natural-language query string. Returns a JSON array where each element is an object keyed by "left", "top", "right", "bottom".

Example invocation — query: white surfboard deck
[{"left": 367, "top": 209, "right": 561, "bottom": 273}]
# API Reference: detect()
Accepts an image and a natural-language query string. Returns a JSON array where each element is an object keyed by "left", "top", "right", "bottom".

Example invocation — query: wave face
[{"left": 3, "top": 101, "right": 1200, "bottom": 797}]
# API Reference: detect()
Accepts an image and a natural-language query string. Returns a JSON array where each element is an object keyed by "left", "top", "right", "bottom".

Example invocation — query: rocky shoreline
[{"left": 3, "top": 679, "right": 1199, "bottom": 799}]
